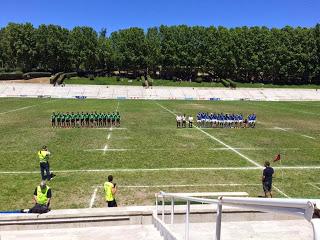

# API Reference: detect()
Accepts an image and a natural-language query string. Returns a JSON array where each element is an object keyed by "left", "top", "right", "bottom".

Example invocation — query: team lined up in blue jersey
[{"left": 196, "top": 112, "right": 256, "bottom": 128}]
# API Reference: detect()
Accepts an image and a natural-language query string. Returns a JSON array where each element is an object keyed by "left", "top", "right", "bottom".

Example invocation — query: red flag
[{"left": 273, "top": 153, "right": 281, "bottom": 162}]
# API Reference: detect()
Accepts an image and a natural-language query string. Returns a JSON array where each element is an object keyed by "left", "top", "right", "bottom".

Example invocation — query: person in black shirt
[
  {"left": 262, "top": 161, "right": 274, "bottom": 198},
  {"left": 28, "top": 181, "right": 52, "bottom": 213}
]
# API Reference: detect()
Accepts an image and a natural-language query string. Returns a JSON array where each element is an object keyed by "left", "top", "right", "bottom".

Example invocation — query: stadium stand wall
[{"left": 0, "top": 83, "right": 320, "bottom": 101}]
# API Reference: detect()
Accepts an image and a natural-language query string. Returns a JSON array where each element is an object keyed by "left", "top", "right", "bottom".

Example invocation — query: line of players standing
[
  {"left": 176, "top": 114, "right": 193, "bottom": 128},
  {"left": 51, "top": 112, "right": 121, "bottom": 128},
  {"left": 196, "top": 112, "right": 257, "bottom": 128}
]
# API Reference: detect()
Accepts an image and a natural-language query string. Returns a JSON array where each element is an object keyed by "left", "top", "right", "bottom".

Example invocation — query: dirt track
[{"left": 0, "top": 77, "right": 50, "bottom": 84}]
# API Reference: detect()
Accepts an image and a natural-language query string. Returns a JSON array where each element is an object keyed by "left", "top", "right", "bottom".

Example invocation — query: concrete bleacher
[
  {"left": 1, "top": 82, "right": 320, "bottom": 101},
  {"left": 167, "top": 220, "right": 313, "bottom": 240},
  {"left": 0, "top": 205, "right": 314, "bottom": 240}
]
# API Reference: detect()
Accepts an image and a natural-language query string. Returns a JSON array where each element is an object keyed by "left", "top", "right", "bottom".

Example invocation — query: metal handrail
[{"left": 154, "top": 191, "right": 318, "bottom": 240}]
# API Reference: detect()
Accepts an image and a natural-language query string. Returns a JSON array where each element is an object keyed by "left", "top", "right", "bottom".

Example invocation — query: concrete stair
[
  {"left": 0, "top": 205, "right": 315, "bottom": 240},
  {"left": 0, "top": 225, "right": 164, "bottom": 240},
  {"left": 167, "top": 220, "right": 313, "bottom": 240}
]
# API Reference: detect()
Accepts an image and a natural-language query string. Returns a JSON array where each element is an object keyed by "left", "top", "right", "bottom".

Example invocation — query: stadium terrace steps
[
  {"left": 0, "top": 225, "right": 164, "bottom": 240},
  {"left": 0, "top": 83, "right": 320, "bottom": 101},
  {"left": 0, "top": 205, "right": 314, "bottom": 240},
  {"left": 0, "top": 221, "right": 312, "bottom": 240},
  {"left": 166, "top": 221, "right": 313, "bottom": 240},
  {"left": 0, "top": 205, "right": 303, "bottom": 231}
]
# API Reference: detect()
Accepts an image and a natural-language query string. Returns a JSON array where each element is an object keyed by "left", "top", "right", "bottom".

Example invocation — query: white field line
[
  {"left": 2, "top": 165, "right": 320, "bottom": 175},
  {"left": 93, "top": 183, "right": 261, "bottom": 188},
  {"left": 209, "top": 147, "right": 301, "bottom": 151},
  {"left": 85, "top": 148, "right": 129, "bottom": 152},
  {"left": 101, "top": 101, "right": 119, "bottom": 154},
  {"left": 266, "top": 127, "right": 292, "bottom": 130},
  {"left": 90, "top": 128, "right": 127, "bottom": 130},
  {"left": 85, "top": 148, "right": 168, "bottom": 152},
  {"left": 103, "top": 144, "right": 108, "bottom": 155},
  {"left": 2, "top": 165, "right": 320, "bottom": 174},
  {"left": 118, "top": 183, "right": 260, "bottom": 188},
  {"left": 273, "top": 127, "right": 288, "bottom": 132},
  {"left": 89, "top": 187, "right": 98, "bottom": 208},
  {"left": 115, "top": 101, "right": 120, "bottom": 112},
  {"left": 273, "top": 185, "right": 290, "bottom": 198},
  {"left": 301, "top": 135, "right": 315, "bottom": 139},
  {"left": 261, "top": 123, "right": 315, "bottom": 140},
  {"left": 308, "top": 183, "right": 320, "bottom": 191},
  {"left": 156, "top": 102, "right": 262, "bottom": 168},
  {"left": 0, "top": 100, "right": 56, "bottom": 115}
]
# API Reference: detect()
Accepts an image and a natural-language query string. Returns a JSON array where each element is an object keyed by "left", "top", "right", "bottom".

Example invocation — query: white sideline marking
[
  {"left": 2, "top": 165, "right": 320, "bottom": 174},
  {"left": 85, "top": 148, "right": 167, "bottom": 152},
  {"left": 273, "top": 185, "right": 290, "bottom": 198},
  {"left": 115, "top": 102, "right": 120, "bottom": 112},
  {"left": 0, "top": 100, "right": 56, "bottom": 115},
  {"left": 262, "top": 122, "right": 315, "bottom": 140},
  {"left": 89, "top": 187, "right": 98, "bottom": 208},
  {"left": 209, "top": 147, "right": 301, "bottom": 151},
  {"left": 116, "top": 183, "right": 260, "bottom": 188},
  {"left": 210, "top": 148, "right": 263, "bottom": 151},
  {"left": 276, "top": 166, "right": 320, "bottom": 170},
  {"left": 272, "top": 127, "right": 289, "bottom": 131},
  {"left": 266, "top": 127, "right": 293, "bottom": 130},
  {"left": 196, "top": 127, "right": 262, "bottom": 167},
  {"left": 93, "top": 183, "right": 260, "bottom": 188},
  {"left": 301, "top": 135, "right": 315, "bottom": 139},
  {"left": 91, "top": 127, "right": 127, "bottom": 130},
  {"left": 308, "top": 183, "right": 320, "bottom": 191},
  {"left": 156, "top": 102, "right": 262, "bottom": 168},
  {"left": 103, "top": 144, "right": 108, "bottom": 154},
  {"left": 85, "top": 148, "right": 129, "bottom": 152}
]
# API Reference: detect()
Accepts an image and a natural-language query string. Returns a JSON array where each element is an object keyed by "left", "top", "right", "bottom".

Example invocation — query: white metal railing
[{"left": 154, "top": 191, "right": 319, "bottom": 240}]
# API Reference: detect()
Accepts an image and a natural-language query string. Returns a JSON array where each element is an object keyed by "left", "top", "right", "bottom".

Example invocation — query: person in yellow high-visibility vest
[
  {"left": 38, "top": 146, "right": 55, "bottom": 180},
  {"left": 28, "top": 181, "right": 52, "bottom": 213},
  {"left": 104, "top": 175, "right": 117, "bottom": 207},
  {"left": 33, "top": 181, "right": 52, "bottom": 206}
]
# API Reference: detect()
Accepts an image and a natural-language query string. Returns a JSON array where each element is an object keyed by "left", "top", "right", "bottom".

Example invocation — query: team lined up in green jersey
[{"left": 51, "top": 112, "right": 121, "bottom": 128}]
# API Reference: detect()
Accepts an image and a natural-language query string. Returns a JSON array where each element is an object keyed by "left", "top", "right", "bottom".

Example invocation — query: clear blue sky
[{"left": 1, "top": 0, "right": 319, "bottom": 34}]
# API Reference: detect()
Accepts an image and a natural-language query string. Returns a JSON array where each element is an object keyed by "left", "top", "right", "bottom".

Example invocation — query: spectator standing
[
  {"left": 262, "top": 161, "right": 274, "bottom": 198},
  {"left": 104, "top": 175, "right": 117, "bottom": 207}
]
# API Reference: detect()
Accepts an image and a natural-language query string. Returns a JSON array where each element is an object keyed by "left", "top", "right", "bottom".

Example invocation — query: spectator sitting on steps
[{"left": 28, "top": 180, "right": 52, "bottom": 214}]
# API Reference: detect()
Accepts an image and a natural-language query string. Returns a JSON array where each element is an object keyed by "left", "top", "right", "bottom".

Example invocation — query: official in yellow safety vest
[
  {"left": 34, "top": 181, "right": 52, "bottom": 206},
  {"left": 27, "top": 181, "right": 52, "bottom": 214},
  {"left": 104, "top": 175, "right": 117, "bottom": 207},
  {"left": 38, "top": 145, "right": 55, "bottom": 180}
]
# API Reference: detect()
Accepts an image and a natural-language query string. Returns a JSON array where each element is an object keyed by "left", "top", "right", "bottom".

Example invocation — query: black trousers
[
  {"left": 40, "top": 162, "right": 51, "bottom": 180},
  {"left": 29, "top": 203, "right": 50, "bottom": 214},
  {"left": 107, "top": 200, "right": 117, "bottom": 207}
]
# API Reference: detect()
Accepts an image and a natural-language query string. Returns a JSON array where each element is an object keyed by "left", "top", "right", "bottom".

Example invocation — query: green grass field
[
  {"left": 65, "top": 77, "right": 320, "bottom": 89},
  {"left": 0, "top": 98, "right": 320, "bottom": 210}
]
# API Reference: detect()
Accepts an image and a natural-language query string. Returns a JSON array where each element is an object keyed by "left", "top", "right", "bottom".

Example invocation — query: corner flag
[{"left": 273, "top": 153, "right": 281, "bottom": 162}]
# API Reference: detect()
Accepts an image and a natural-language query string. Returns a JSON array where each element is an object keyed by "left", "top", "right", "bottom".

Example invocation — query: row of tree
[{"left": 0, "top": 23, "right": 320, "bottom": 84}]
